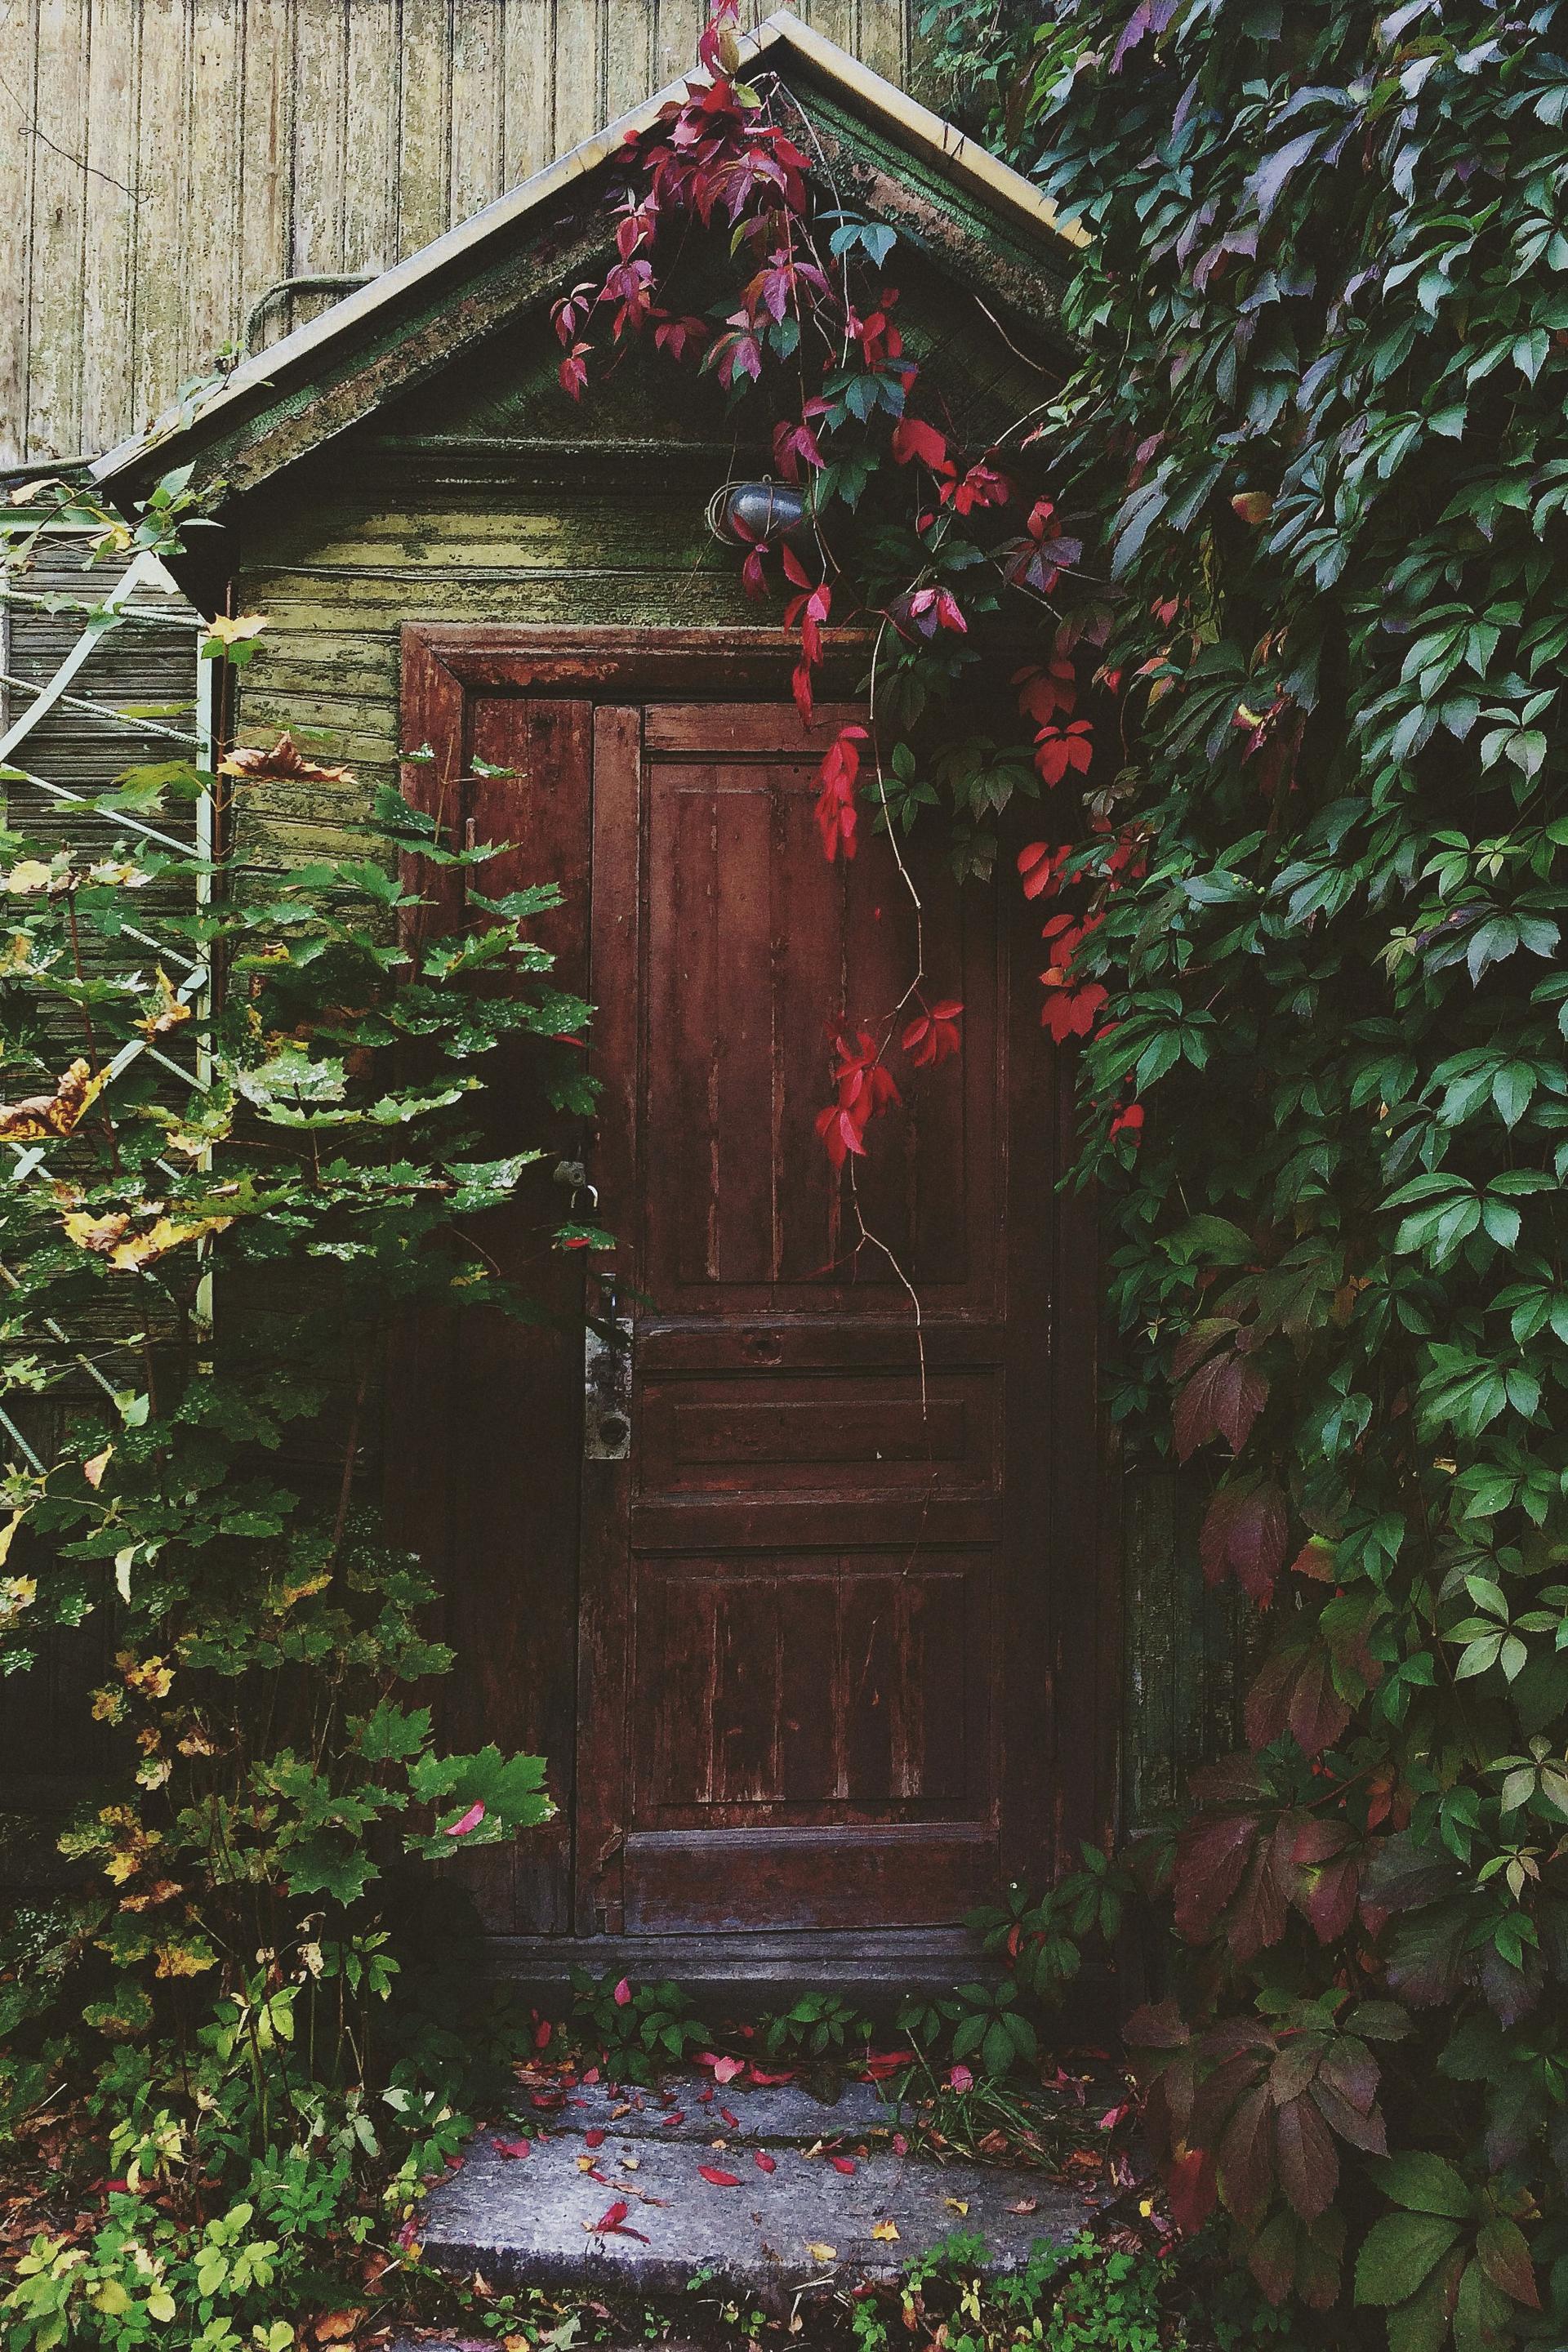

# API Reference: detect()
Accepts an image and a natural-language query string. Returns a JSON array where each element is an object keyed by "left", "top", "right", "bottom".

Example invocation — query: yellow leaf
[
  {"left": 63, "top": 1209, "right": 131, "bottom": 1254},
  {"left": 83, "top": 1446, "right": 113, "bottom": 1489},
  {"left": 5, "top": 859, "right": 55, "bottom": 895},
  {"left": 944, "top": 2198, "right": 969, "bottom": 2216},
  {"left": 804, "top": 2243, "right": 837, "bottom": 2265},
  {"left": 134, "top": 968, "right": 192, "bottom": 1040},
  {"left": 105, "top": 1212, "right": 234, "bottom": 1272},
  {"left": 1, "top": 1058, "right": 105, "bottom": 1141},
  {"left": 0, "top": 1509, "right": 24, "bottom": 1566},
  {"left": 205, "top": 612, "right": 269, "bottom": 647},
  {"left": 871, "top": 2220, "right": 899, "bottom": 2242}
]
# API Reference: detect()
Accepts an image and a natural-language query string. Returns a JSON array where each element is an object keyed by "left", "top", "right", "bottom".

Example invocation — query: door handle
[{"left": 584, "top": 1290, "right": 633, "bottom": 1461}]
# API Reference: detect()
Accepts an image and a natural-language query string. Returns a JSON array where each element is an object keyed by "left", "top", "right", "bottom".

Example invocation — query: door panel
[{"left": 582, "top": 700, "right": 1025, "bottom": 1933}]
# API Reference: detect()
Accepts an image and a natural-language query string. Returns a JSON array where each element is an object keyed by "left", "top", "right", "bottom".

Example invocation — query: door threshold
[{"left": 483, "top": 1925, "right": 997, "bottom": 2002}]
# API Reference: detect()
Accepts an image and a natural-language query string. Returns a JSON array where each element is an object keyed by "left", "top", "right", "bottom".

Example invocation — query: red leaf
[
  {"left": 699, "top": 2166, "right": 740, "bottom": 2186},
  {"left": 443, "top": 1799, "right": 485, "bottom": 1838},
  {"left": 584, "top": 2128, "right": 605, "bottom": 2149},
  {"left": 1173, "top": 1811, "right": 1258, "bottom": 1941},
  {"left": 612, "top": 1977, "right": 632, "bottom": 2006},
  {"left": 1201, "top": 1482, "right": 1289, "bottom": 1603},
  {"left": 1166, "top": 2145, "right": 1217, "bottom": 2235},
  {"left": 890, "top": 415, "right": 952, "bottom": 473},
  {"left": 1217, "top": 2082, "right": 1274, "bottom": 2230},
  {"left": 492, "top": 2137, "right": 530, "bottom": 2159},
  {"left": 1273, "top": 2094, "right": 1338, "bottom": 2222},
  {"left": 594, "top": 2201, "right": 630, "bottom": 2231},
  {"left": 661, "top": 2111, "right": 684, "bottom": 2128},
  {"left": 1476, "top": 2218, "right": 1540, "bottom": 2310},
  {"left": 711, "top": 2054, "right": 745, "bottom": 2084},
  {"left": 755, "top": 2150, "right": 777, "bottom": 2172},
  {"left": 719, "top": 2107, "right": 740, "bottom": 2129},
  {"left": 949, "top": 2064, "right": 973, "bottom": 2092},
  {"left": 831, "top": 2155, "right": 857, "bottom": 2175},
  {"left": 1174, "top": 1350, "right": 1269, "bottom": 1460}
]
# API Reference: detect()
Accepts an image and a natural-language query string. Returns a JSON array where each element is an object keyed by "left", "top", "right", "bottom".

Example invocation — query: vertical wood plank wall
[{"left": 0, "top": 0, "right": 914, "bottom": 466}]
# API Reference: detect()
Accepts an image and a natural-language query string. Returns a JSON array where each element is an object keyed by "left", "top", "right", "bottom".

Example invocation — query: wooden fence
[{"left": 1, "top": 0, "right": 915, "bottom": 469}]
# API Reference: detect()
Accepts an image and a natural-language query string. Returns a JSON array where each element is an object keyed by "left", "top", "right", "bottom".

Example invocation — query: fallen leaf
[
  {"left": 945, "top": 2198, "right": 969, "bottom": 2216},
  {"left": 660, "top": 2112, "right": 684, "bottom": 2128},
  {"left": 315, "top": 2315, "right": 364, "bottom": 2344},
  {"left": 755, "top": 2151, "right": 777, "bottom": 2173},
  {"left": 713, "top": 2055, "right": 745, "bottom": 2084},
  {"left": 590, "top": 2200, "right": 627, "bottom": 2231},
  {"left": 831, "top": 2156, "right": 857, "bottom": 2176},
  {"left": 804, "top": 2243, "right": 837, "bottom": 2265},
  {"left": 892, "top": 2133, "right": 908, "bottom": 2156},
  {"left": 871, "top": 2221, "right": 899, "bottom": 2243},
  {"left": 443, "top": 1800, "right": 486, "bottom": 1838},
  {"left": 584, "top": 2129, "right": 605, "bottom": 2149},
  {"left": 612, "top": 1977, "right": 632, "bottom": 2006},
  {"left": 948, "top": 2064, "right": 973, "bottom": 2092},
  {"left": 491, "top": 2138, "right": 530, "bottom": 2160},
  {"left": 620, "top": 2156, "right": 639, "bottom": 2172},
  {"left": 1005, "top": 2198, "right": 1039, "bottom": 2215},
  {"left": 220, "top": 731, "right": 354, "bottom": 786},
  {"left": 698, "top": 2167, "right": 740, "bottom": 2187}
]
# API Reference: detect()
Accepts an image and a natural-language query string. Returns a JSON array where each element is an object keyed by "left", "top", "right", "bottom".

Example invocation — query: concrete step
[{"left": 413, "top": 2071, "right": 1105, "bottom": 2310}]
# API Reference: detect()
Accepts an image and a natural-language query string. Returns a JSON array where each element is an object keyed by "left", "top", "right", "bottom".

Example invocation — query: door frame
[{"left": 398, "top": 622, "right": 1121, "bottom": 1960}]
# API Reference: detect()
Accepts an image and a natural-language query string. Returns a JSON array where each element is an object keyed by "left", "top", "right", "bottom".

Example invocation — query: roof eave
[{"left": 91, "top": 10, "right": 1084, "bottom": 508}]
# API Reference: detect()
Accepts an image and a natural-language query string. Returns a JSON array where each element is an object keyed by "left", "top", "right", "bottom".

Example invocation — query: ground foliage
[{"left": 919, "top": 0, "right": 1568, "bottom": 2342}]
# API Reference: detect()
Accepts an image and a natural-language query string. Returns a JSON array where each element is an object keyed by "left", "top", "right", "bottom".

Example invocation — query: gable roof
[{"left": 91, "top": 11, "right": 1085, "bottom": 518}]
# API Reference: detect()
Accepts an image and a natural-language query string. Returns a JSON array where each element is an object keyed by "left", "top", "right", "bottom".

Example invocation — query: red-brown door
[{"left": 399, "top": 630, "right": 1112, "bottom": 1949}]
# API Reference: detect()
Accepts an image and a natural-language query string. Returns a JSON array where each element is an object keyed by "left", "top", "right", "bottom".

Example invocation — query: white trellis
[{"left": 0, "top": 548, "right": 215, "bottom": 1463}]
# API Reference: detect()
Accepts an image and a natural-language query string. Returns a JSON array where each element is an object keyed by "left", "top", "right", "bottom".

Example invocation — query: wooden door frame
[{"left": 398, "top": 621, "right": 1121, "bottom": 1961}]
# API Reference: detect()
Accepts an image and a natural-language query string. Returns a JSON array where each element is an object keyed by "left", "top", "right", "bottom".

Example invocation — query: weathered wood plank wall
[{"left": 0, "top": 0, "right": 914, "bottom": 467}]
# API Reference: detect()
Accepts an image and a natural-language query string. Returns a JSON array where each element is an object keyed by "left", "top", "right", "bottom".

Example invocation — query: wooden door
[{"left": 399, "top": 629, "right": 1114, "bottom": 1951}]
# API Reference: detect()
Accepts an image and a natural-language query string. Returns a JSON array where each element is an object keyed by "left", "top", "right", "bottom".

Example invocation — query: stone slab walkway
[{"left": 413, "top": 2071, "right": 1102, "bottom": 2309}]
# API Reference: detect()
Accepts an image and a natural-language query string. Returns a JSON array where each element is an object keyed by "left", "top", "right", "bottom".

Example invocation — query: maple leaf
[
  {"left": 0, "top": 1057, "right": 107, "bottom": 1142},
  {"left": 220, "top": 732, "right": 354, "bottom": 785}
]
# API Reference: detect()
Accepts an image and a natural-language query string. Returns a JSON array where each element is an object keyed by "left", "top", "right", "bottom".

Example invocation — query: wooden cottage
[{"left": 90, "top": 14, "right": 1182, "bottom": 1993}]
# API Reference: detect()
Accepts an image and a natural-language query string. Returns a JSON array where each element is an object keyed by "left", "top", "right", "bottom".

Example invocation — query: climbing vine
[{"left": 913, "top": 0, "right": 1568, "bottom": 2344}]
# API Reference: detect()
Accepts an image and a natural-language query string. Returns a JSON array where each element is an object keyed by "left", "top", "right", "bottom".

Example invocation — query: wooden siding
[{"left": 0, "top": 0, "right": 915, "bottom": 468}]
